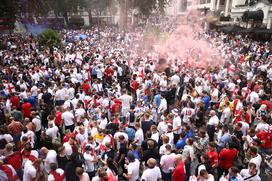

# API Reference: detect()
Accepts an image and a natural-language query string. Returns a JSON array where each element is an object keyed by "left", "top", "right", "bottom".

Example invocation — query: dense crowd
[{"left": 0, "top": 16, "right": 271, "bottom": 181}]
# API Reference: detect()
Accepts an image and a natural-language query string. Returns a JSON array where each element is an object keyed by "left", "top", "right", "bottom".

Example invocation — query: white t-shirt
[
  {"left": 240, "top": 121, "right": 249, "bottom": 136},
  {"left": 127, "top": 159, "right": 140, "bottom": 181},
  {"left": 63, "top": 142, "right": 73, "bottom": 156},
  {"left": 120, "top": 94, "right": 133, "bottom": 109},
  {"left": 249, "top": 154, "right": 262, "bottom": 174},
  {"left": 44, "top": 150, "right": 57, "bottom": 173},
  {"left": 240, "top": 169, "right": 261, "bottom": 181},
  {"left": 135, "top": 129, "right": 144, "bottom": 146},
  {"left": 173, "top": 116, "right": 182, "bottom": 134},
  {"left": 84, "top": 152, "right": 96, "bottom": 172},
  {"left": 249, "top": 92, "right": 259, "bottom": 104},
  {"left": 32, "top": 116, "right": 41, "bottom": 132},
  {"left": 23, "top": 160, "right": 37, "bottom": 181},
  {"left": 160, "top": 153, "right": 176, "bottom": 173},
  {"left": 211, "top": 88, "right": 219, "bottom": 103},
  {"left": 62, "top": 111, "right": 75, "bottom": 126},
  {"left": 0, "top": 134, "right": 13, "bottom": 143},
  {"left": 141, "top": 166, "right": 161, "bottom": 181},
  {"left": 46, "top": 126, "right": 59, "bottom": 138},
  {"left": 255, "top": 122, "right": 269, "bottom": 133},
  {"left": 181, "top": 108, "right": 195, "bottom": 124},
  {"left": 208, "top": 115, "right": 219, "bottom": 126},
  {"left": 157, "top": 121, "right": 168, "bottom": 134},
  {"left": 75, "top": 108, "right": 86, "bottom": 122}
]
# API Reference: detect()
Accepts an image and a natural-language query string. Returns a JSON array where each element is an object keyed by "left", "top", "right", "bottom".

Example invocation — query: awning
[
  {"left": 242, "top": 10, "right": 264, "bottom": 21},
  {"left": 69, "top": 17, "right": 84, "bottom": 25},
  {"left": 218, "top": 25, "right": 245, "bottom": 33}
]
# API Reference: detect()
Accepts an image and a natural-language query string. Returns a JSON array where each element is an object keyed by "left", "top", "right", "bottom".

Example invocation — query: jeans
[{"left": 162, "top": 171, "right": 172, "bottom": 181}]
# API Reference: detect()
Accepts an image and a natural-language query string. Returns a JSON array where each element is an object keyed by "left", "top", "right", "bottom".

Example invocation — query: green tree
[
  {"left": 38, "top": 29, "right": 62, "bottom": 49},
  {"left": 84, "top": 0, "right": 111, "bottom": 25},
  {"left": 131, "top": 0, "right": 171, "bottom": 17}
]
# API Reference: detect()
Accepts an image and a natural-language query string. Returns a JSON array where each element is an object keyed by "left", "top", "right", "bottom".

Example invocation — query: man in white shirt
[
  {"left": 31, "top": 111, "right": 41, "bottom": 147},
  {"left": 134, "top": 122, "right": 144, "bottom": 147},
  {"left": 172, "top": 109, "right": 182, "bottom": 144},
  {"left": 41, "top": 147, "right": 57, "bottom": 173},
  {"left": 123, "top": 153, "right": 140, "bottom": 181},
  {"left": 207, "top": 110, "right": 219, "bottom": 142},
  {"left": 240, "top": 162, "right": 261, "bottom": 181},
  {"left": 248, "top": 146, "right": 262, "bottom": 175},
  {"left": 84, "top": 146, "right": 97, "bottom": 180},
  {"left": 181, "top": 103, "right": 195, "bottom": 124},
  {"left": 75, "top": 103, "right": 86, "bottom": 123},
  {"left": 160, "top": 144, "right": 176, "bottom": 181},
  {"left": 23, "top": 159, "right": 41, "bottom": 181},
  {"left": 119, "top": 89, "right": 133, "bottom": 116},
  {"left": 141, "top": 158, "right": 161, "bottom": 181},
  {"left": 62, "top": 107, "right": 75, "bottom": 132},
  {"left": 248, "top": 91, "right": 259, "bottom": 104},
  {"left": 158, "top": 95, "right": 167, "bottom": 114},
  {"left": 46, "top": 121, "right": 59, "bottom": 139}
]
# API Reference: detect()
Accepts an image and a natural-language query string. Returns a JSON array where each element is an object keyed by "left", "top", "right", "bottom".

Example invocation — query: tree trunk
[
  {"left": 88, "top": 9, "right": 93, "bottom": 26},
  {"left": 63, "top": 11, "right": 69, "bottom": 27}
]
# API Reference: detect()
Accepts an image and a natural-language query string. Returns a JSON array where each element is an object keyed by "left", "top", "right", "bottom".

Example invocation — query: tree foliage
[
  {"left": 131, "top": 0, "right": 171, "bottom": 17},
  {"left": 38, "top": 29, "right": 62, "bottom": 48}
]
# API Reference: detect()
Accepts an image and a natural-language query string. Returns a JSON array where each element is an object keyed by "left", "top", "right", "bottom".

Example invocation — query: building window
[
  {"left": 180, "top": 0, "right": 187, "bottom": 12},
  {"left": 220, "top": 0, "right": 225, "bottom": 5},
  {"left": 207, "top": 0, "right": 211, "bottom": 3}
]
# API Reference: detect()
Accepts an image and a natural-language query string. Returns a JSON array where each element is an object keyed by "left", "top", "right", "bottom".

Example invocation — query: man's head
[
  {"left": 248, "top": 162, "right": 257, "bottom": 175},
  {"left": 147, "top": 158, "right": 156, "bottom": 168}
]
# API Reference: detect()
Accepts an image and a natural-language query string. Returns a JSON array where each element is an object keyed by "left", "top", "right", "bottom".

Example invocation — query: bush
[{"left": 38, "top": 29, "right": 62, "bottom": 49}]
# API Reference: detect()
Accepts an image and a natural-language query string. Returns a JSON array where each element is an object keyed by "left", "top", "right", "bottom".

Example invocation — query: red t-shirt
[
  {"left": 4, "top": 151, "right": 22, "bottom": 170},
  {"left": 21, "top": 102, "right": 31, "bottom": 118},
  {"left": 81, "top": 83, "right": 90, "bottom": 95},
  {"left": 172, "top": 161, "right": 185, "bottom": 181},
  {"left": 257, "top": 130, "right": 272, "bottom": 149},
  {"left": 0, "top": 165, "right": 18, "bottom": 180},
  {"left": 206, "top": 150, "right": 218, "bottom": 167},
  {"left": 219, "top": 148, "right": 238, "bottom": 169},
  {"left": 55, "top": 111, "right": 62, "bottom": 127},
  {"left": 131, "top": 80, "right": 138, "bottom": 94},
  {"left": 10, "top": 96, "right": 20, "bottom": 108},
  {"left": 105, "top": 68, "right": 113, "bottom": 77}
]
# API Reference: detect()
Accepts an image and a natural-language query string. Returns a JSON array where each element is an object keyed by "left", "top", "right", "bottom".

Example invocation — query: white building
[
  {"left": 165, "top": 0, "right": 272, "bottom": 29},
  {"left": 231, "top": 0, "right": 272, "bottom": 29}
]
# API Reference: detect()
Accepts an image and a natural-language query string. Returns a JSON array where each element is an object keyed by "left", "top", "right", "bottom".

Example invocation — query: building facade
[{"left": 166, "top": 0, "right": 272, "bottom": 29}]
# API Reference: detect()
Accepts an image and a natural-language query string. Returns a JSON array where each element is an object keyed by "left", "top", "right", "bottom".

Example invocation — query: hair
[
  {"left": 230, "top": 167, "right": 240, "bottom": 174},
  {"left": 50, "top": 163, "right": 58, "bottom": 171},
  {"left": 75, "top": 167, "right": 84, "bottom": 176},
  {"left": 118, "top": 135, "right": 125, "bottom": 141},
  {"left": 147, "top": 140, "right": 155, "bottom": 149},
  {"left": 249, "top": 146, "right": 258, "bottom": 154},
  {"left": 199, "top": 169, "right": 208, "bottom": 177},
  {"left": 248, "top": 162, "right": 257, "bottom": 168},
  {"left": 187, "top": 138, "right": 194, "bottom": 145},
  {"left": 127, "top": 153, "right": 135, "bottom": 162},
  {"left": 165, "top": 144, "right": 171, "bottom": 151}
]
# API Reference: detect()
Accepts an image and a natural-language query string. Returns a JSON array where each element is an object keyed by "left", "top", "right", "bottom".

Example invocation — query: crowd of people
[{"left": 0, "top": 16, "right": 271, "bottom": 181}]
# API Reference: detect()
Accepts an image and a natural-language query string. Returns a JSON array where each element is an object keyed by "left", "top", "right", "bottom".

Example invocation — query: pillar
[
  {"left": 216, "top": 0, "right": 220, "bottom": 10},
  {"left": 211, "top": 0, "right": 216, "bottom": 11},
  {"left": 224, "top": 0, "right": 230, "bottom": 16}
]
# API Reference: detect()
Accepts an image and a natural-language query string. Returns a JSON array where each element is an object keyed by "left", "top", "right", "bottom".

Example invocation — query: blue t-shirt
[
  {"left": 176, "top": 138, "right": 186, "bottom": 150},
  {"left": 202, "top": 95, "right": 210, "bottom": 111},
  {"left": 154, "top": 94, "right": 161, "bottom": 107}
]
